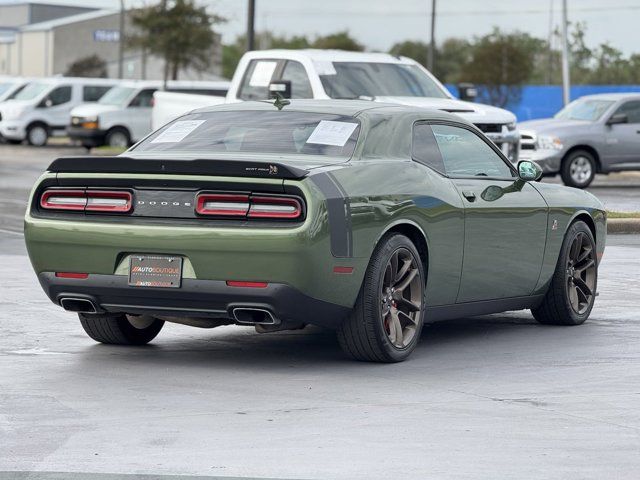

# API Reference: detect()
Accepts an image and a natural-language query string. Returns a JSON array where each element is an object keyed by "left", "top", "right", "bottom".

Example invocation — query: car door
[
  {"left": 603, "top": 100, "right": 640, "bottom": 169},
  {"left": 126, "top": 88, "right": 156, "bottom": 141},
  {"left": 39, "top": 85, "right": 72, "bottom": 131},
  {"left": 430, "top": 123, "right": 548, "bottom": 303}
]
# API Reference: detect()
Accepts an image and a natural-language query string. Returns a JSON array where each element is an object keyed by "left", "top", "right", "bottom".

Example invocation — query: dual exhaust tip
[
  {"left": 59, "top": 297, "right": 279, "bottom": 326},
  {"left": 59, "top": 297, "right": 98, "bottom": 313}
]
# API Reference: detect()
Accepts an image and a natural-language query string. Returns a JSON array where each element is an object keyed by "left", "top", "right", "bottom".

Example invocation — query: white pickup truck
[{"left": 151, "top": 49, "right": 520, "bottom": 161}]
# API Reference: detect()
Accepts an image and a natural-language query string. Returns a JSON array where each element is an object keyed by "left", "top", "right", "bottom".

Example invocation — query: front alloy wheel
[
  {"left": 533, "top": 220, "right": 597, "bottom": 325},
  {"left": 337, "top": 233, "right": 425, "bottom": 362}
]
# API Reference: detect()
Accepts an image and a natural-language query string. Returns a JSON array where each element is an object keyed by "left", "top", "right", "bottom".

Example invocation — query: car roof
[
  {"left": 243, "top": 49, "right": 415, "bottom": 64},
  {"left": 193, "top": 99, "right": 465, "bottom": 123},
  {"left": 577, "top": 92, "right": 640, "bottom": 102}
]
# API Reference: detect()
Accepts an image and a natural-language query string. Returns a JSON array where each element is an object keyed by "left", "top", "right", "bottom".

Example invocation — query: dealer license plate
[{"left": 129, "top": 255, "right": 182, "bottom": 288}]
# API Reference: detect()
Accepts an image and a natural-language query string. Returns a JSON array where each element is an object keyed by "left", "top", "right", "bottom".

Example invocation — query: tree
[
  {"left": 389, "top": 40, "right": 429, "bottom": 67},
  {"left": 128, "top": 0, "right": 225, "bottom": 85},
  {"left": 65, "top": 55, "right": 107, "bottom": 77},
  {"left": 461, "top": 29, "right": 539, "bottom": 107},
  {"left": 312, "top": 31, "right": 364, "bottom": 51}
]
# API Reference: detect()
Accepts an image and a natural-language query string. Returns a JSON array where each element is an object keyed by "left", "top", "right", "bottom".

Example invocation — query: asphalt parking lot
[{"left": 1, "top": 144, "right": 640, "bottom": 479}]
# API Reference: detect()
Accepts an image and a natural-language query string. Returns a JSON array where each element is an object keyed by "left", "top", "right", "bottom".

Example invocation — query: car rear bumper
[
  {"left": 67, "top": 127, "right": 106, "bottom": 147},
  {"left": 38, "top": 272, "right": 350, "bottom": 329}
]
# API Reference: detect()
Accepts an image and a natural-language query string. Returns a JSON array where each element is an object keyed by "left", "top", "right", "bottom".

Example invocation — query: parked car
[
  {"left": 151, "top": 89, "right": 228, "bottom": 131},
  {"left": 69, "top": 80, "right": 229, "bottom": 149},
  {"left": 153, "top": 49, "right": 520, "bottom": 161},
  {"left": 25, "top": 100, "right": 605, "bottom": 362},
  {"left": 519, "top": 93, "right": 640, "bottom": 188},
  {"left": 0, "top": 77, "right": 119, "bottom": 146}
]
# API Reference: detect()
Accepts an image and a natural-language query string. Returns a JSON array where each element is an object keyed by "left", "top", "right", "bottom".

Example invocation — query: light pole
[
  {"left": 247, "top": 0, "right": 256, "bottom": 51},
  {"left": 118, "top": 0, "right": 125, "bottom": 78},
  {"left": 561, "top": 0, "right": 570, "bottom": 105},
  {"left": 428, "top": 0, "right": 436, "bottom": 71}
]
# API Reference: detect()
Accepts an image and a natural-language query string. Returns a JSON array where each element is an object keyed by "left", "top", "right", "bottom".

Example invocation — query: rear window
[{"left": 133, "top": 110, "right": 360, "bottom": 158}]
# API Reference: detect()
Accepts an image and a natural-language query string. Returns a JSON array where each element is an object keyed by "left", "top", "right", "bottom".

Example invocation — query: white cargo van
[
  {"left": 0, "top": 77, "right": 119, "bottom": 146},
  {"left": 68, "top": 80, "right": 229, "bottom": 148}
]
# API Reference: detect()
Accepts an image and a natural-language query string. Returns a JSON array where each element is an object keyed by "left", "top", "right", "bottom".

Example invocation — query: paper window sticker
[
  {"left": 249, "top": 61, "right": 278, "bottom": 87},
  {"left": 151, "top": 120, "right": 205, "bottom": 143},
  {"left": 306, "top": 120, "right": 358, "bottom": 147}
]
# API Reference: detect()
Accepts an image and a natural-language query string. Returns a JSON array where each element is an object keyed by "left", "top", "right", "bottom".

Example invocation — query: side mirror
[
  {"left": 269, "top": 81, "right": 291, "bottom": 99},
  {"left": 517, "top": 160, "right": 542, "bottom": 182},
  {"left": 38, "top": 98, "right": 53, "bottom": 108},
  {"left": 607, "top": 113, "right": 628, "bottom": 125},
  {"left": 457, "top": 82, "right": 477, "bottom": 102}
]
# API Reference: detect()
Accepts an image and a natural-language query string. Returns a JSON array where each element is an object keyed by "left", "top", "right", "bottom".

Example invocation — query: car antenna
[{"left": 273, "top": 93, "right": 290, "bottom": 111}]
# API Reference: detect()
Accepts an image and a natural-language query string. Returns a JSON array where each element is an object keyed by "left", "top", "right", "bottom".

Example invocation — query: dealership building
[{"left": 0, "top": 1, "right": 223, "bottom": 80}]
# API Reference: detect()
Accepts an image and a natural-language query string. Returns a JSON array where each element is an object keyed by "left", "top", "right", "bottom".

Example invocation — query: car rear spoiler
[{"left": 47, "top": 157, "right": 309, "bottom": 180}]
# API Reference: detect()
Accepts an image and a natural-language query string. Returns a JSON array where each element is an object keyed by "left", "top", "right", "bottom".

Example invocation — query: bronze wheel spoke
[
  {"left": 565, "top": 231, "right": 597, "bottom": 315},
  {"left": 379, "top": 246, "right": 423, "bottom": 349},
  {"left": 394, "top": 268, "right": 417, "bottom": 292},
  {"left": 394, "top": 258, "right": 412, "bottom": 284}
]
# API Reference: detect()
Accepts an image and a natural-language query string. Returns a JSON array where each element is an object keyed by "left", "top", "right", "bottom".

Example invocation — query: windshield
[
  {"left": 99, "top": 86, "right": 136, "bottom": 106},
  {"left": 0, "top": 82, "right": 16, "bottom": 98},
  {"left": 555, "top": 99, "right": 615, "bottom": 122},
  {"left": 320, "top": 62, "right": 449, "bottom": 99},
  {"left": 12, "top": 82, "right": 49, "bottom": 101},
  {"left": 134, "top": 110, "right": 360, "bottom": 158}
]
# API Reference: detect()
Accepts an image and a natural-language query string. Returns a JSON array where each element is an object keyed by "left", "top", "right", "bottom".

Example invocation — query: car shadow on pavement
[{"left": 72, "top": 313, "right": 543, "bottom": 370}]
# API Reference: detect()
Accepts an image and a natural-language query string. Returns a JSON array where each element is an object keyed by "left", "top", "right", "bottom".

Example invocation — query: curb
[{"left": 607, "top": 218, "right": 640, "bottom": 234}]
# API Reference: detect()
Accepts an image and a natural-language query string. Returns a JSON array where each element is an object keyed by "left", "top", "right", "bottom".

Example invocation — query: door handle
[{"left": 462, "top": 190, "right": 476, "bottom": 202}]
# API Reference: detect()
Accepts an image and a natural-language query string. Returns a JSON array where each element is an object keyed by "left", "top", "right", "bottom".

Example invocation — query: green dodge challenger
[{"left": 24, "top": 100, "right": 606, "bottom": 362}]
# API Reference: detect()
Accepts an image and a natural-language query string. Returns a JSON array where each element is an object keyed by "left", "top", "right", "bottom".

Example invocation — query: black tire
[
  {"left": 6, "top": 139, "right": 22, "bottom": 145},
  {"left": 105, "top": 127, "right": 131, "bottom": 148},
  {"left": 337, "top": 233, "right": 426, "bottom": 363},
  {"left": 532, "top": 221, "right": 598, "bottom": 325},
  {"left": 79, "top": 313, "right": 164, "bottom": 345},
  {"left": 26, "top": 123, "right": 49, "bottom": 147},
  {"left": 560, "top": 149, "right": 596, "bottom": 188}
]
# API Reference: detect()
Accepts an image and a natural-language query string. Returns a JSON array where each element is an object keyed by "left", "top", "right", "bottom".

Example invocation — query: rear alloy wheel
[
  {"left": 79, "top": 312, "right": 164, "bottom": 345},
  {"left": 105, "top": 128, "right": 130, "bottom": 149},
  {"left": 532, "top": 221, "right": 597, "bottom": 325},
  {"left": 26, "top": 123, "right": 49, "bottom": 147},
  {"left": 337, "top": 233, "right": 425, "bottom": 362},
  {"left": 561, "top": 150, "right": 596, "bottom": 188}
]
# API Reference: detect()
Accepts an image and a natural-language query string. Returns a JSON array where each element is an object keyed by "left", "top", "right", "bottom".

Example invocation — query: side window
[
  {"left": 280, "top": 60, "right": 312, "bottom": 98},
  {"left": 129, "top": 89, "right": 156, "bottom": 107},
  {"left": 613, "top": 100, "right": 640, "bottom": 123},
  {"left": 83, "top": 85, "right": 111, "bottom": 102},
  {"left": 238, "top": 59, "right": 278, "bottom": 100},
  {"left": 48, "top": 86, "right": 72, "bottom": 106},
  {"left": 412, "top": 122, "right": 445, "bottom": 174},
  {"left": 432, "top": 124, "right": 514, "bottom": 178}
]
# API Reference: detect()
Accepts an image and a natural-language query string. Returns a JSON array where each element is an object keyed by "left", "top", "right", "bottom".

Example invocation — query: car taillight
[
  {"left": 40, "top": 189, "right": 132, "bottom": 213},
  {"left": 40, "top": 190, "right": 86, "bottom": 210},
  {"left": 195, "top": 193, "right": 303, "bottom": 220},
  {"left": 196, "top": 193, "right": 250, "bottom": 216},
  {"left": 85, "top": 190, "right": 132, "bottom": 212},
  {"left": 248, "top": 196, "right": 302, "bottom": 219}
]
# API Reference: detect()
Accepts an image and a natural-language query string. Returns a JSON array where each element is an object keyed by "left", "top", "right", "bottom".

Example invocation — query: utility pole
[
  {"left": 561, "top": 0, "right": 570, "bottom": 105},
  {"left": 117, "top": 0, "right": 125, "bottom": 78},
  {"left": 247, "top": 0, "right": 256, "bottom": 51},
  {"left": 428, "top": 0, "right": 436, "bottom": 71}
]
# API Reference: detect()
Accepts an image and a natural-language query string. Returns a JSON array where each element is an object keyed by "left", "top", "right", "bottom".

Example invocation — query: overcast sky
[{"left": 4, "top": 0, "right": 640, "bottom": 55}]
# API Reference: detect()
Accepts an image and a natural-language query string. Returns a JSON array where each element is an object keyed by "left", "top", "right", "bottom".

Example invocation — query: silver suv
[{"left": 518, "top": 93, "right": 640, "bottom": 188}]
